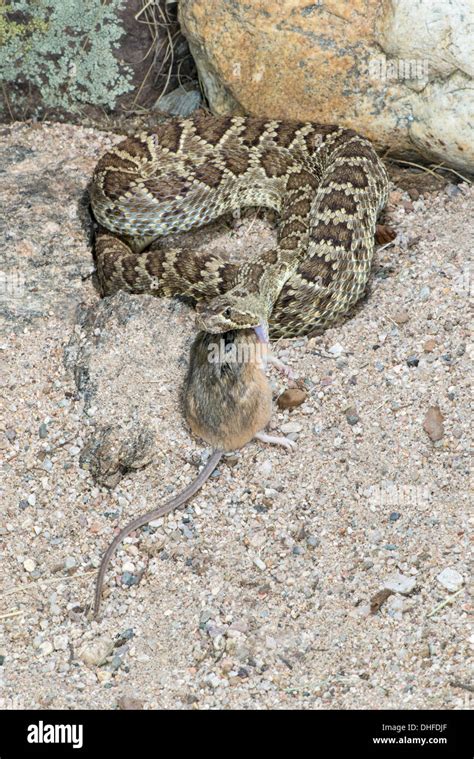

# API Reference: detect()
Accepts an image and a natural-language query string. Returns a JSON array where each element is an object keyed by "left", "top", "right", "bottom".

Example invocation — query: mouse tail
[{"left": 93, "top": 450, "right": 223, "bottom": 618}]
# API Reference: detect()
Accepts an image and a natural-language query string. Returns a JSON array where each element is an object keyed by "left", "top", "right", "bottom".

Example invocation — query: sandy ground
[{"left": 0, "top": 123, "right": 472, "bottom": 710}]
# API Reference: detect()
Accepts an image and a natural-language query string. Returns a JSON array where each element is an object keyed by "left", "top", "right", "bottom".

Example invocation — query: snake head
[{"left": 195, "top": 291, "right": 269, "bottom": 343}]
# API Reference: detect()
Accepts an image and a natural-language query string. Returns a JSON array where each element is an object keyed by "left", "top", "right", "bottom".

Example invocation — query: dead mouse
[{"left": 93, "top": 329, "right": 294, "bottom": 617}]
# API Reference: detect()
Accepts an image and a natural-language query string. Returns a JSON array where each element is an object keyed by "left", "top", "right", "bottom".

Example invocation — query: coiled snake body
[{"left": 91, "top": 112, "right": 389, "bottom": 338}]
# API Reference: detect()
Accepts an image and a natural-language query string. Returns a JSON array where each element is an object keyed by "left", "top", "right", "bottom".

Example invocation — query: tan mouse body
[
  {"left": 93, "top": 329, "right": 294, "bottom": 617},
  {"left": 183, "top": 329, "right": 273, "bottom": 451}
]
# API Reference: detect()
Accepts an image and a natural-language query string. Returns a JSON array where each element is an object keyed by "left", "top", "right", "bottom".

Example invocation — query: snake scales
[{"left": 91, "top": 112, "right": 389, "bottom": 338}]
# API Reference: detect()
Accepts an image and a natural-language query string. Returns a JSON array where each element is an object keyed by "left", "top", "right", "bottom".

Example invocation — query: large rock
[
  {"left": 179, "top": 0, "right": 473, "bottom": 172},
  {"left": 0, "top": 122, "right": 104, "bottom": 329},
  {"left": 0, "top": 0, "right": 195, "bottom": 120},
  {"left": 65, "top": 291, "right": 194, "bottom": 487}
]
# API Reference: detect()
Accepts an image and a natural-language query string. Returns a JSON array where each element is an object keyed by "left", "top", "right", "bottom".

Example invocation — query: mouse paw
[
  {"left": 254, "top": 432, "right": 297, "bottom": 451},
  {"left": 266, "top": 353, "right": 296, "bottom": 381},
  {"left": 277, "top": 436, "right": 297, "bottom": 451}
]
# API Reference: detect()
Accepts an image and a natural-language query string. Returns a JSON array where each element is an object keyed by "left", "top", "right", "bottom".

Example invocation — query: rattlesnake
[{"left": 91, "top": 112, "right": 389, "bottom": 338}]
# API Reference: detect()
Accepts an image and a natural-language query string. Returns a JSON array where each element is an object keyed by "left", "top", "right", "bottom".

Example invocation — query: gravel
[{"left": 0, "top": 122, "right": 471, "bottom": 711}]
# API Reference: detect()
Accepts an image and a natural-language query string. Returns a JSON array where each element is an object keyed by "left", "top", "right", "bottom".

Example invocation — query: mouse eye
[{"left": 224, "top": 307, "right": 232, "bottom": 318}]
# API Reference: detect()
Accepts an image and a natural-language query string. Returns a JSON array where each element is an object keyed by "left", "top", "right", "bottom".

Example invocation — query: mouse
[
  {"left": 183, "top": 329, "right": 296, "bottom": 451},
  {"left": 93, "top": 328, "right": 295, "bottom": 617}
]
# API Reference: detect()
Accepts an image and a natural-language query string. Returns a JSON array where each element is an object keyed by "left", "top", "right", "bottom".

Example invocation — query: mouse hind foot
[
  {"left": 254, "top": 431, "right": 296, "bottom": 451},
  {"left": 265, "top": 353, "right": 297, "bottom": 381}
]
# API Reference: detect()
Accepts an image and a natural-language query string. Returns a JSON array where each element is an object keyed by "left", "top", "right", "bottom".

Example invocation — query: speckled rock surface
[
  {"left": 64, "top": 290, "right": 194, "bottom": 487},
  {"left": 0, "top": 122, "right": 114, "bottom": 327},
  {"left": 179, "top": 0, "right": 474, "bottom": 171},
  {"left": 0, "top": 122, "right": 472, "bottom": 710}
]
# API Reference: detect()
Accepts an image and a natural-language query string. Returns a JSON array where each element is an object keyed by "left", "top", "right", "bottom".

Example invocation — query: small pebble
[
  {"left": 436, "top": 567, "right": 464, "bottom": 592},
  {"left": 38, "top": 641, "right": 53, "bottom": 657},
  {"left": 383, "top": 572, "right": 416, "bottom": 595},
  {"left": 23, "top": 558, "right": 36, "bottom": 573},
  {"left": 445, "top": 183, "right": 461, "bottom": 198},
  {"left": 258, "top": 459, "right": 272, "bottom": 476},
  {"left": 53, "top": 635, "right": 69, "bottom": 651},
  {"left": 38, "top": 423, "right": 48, "bottom": 439},
  {"left": 109, "top": 655, "right": 123, "bottom": 673},
  {"left": 154, "top": 85, "right": 201, "bottom": 117},
  {"left": 199, "top": 609, "right": 213, "bottom": 626},
  {"left": 115, "top": 629, "right": 134, "bottom": 646},
  {"left": 204, "top": 673, "right": 221, "bottom": 689},
  {"left": 264, "top": 488, "right": 278, "bottom": 499},
  {"left": 122, "top": 571, "right": 139, "bottom": 586},
  {"left": 117, "top": 695, "right": 144, "bottom": 710},
  {"left": 419, "top": 286, "right": 431, "bottom": 301},
  {"left": 280, "top": 421, "right": 303, "bottom": 434},
  {"left": 328, "top": 343, "right": 344, "bottom": 357},
  {"left": 392, "top": 310, "right": 409, "bottom": 325},
  {"left": 253, "top": 557, "right": 267, "bottom": 571},
  {"left": 345, "top": 406, "right": 359, "bottom": 425},
  {"left": 423, "top": 339, "right": 437, "bottom": 352},
  {"left": 277, "top": 388, "right": 307, "bottom": 410},
  {"left": 97, "top": 671, "right": 112, "bottom": 684},
  {"left": 79, "top": 639, "right": 114, "bottom": 667},
  {"left": 387, "top": 595, "right": 406, "bottom": 619},
  {"left": 64, "top": 556, "right": 76, "bottom": 570},
  {"left": 180, "top": 524, "right": 194, "bottom": 539},
  {"left": 406, "top": 355, "right": 419, "bottom": 367},
  {"left": 423, "top": 406, "right": 444, "bottom": 441}
]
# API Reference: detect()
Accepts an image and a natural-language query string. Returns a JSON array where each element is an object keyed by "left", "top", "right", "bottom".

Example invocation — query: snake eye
[{"left": 224, "top": 307, "right": 232, "bottom": 318}]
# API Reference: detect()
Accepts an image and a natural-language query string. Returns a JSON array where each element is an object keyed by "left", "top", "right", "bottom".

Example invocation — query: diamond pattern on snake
[{"left": 91, "top": 111, "right": 389, "bottom": 339}]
